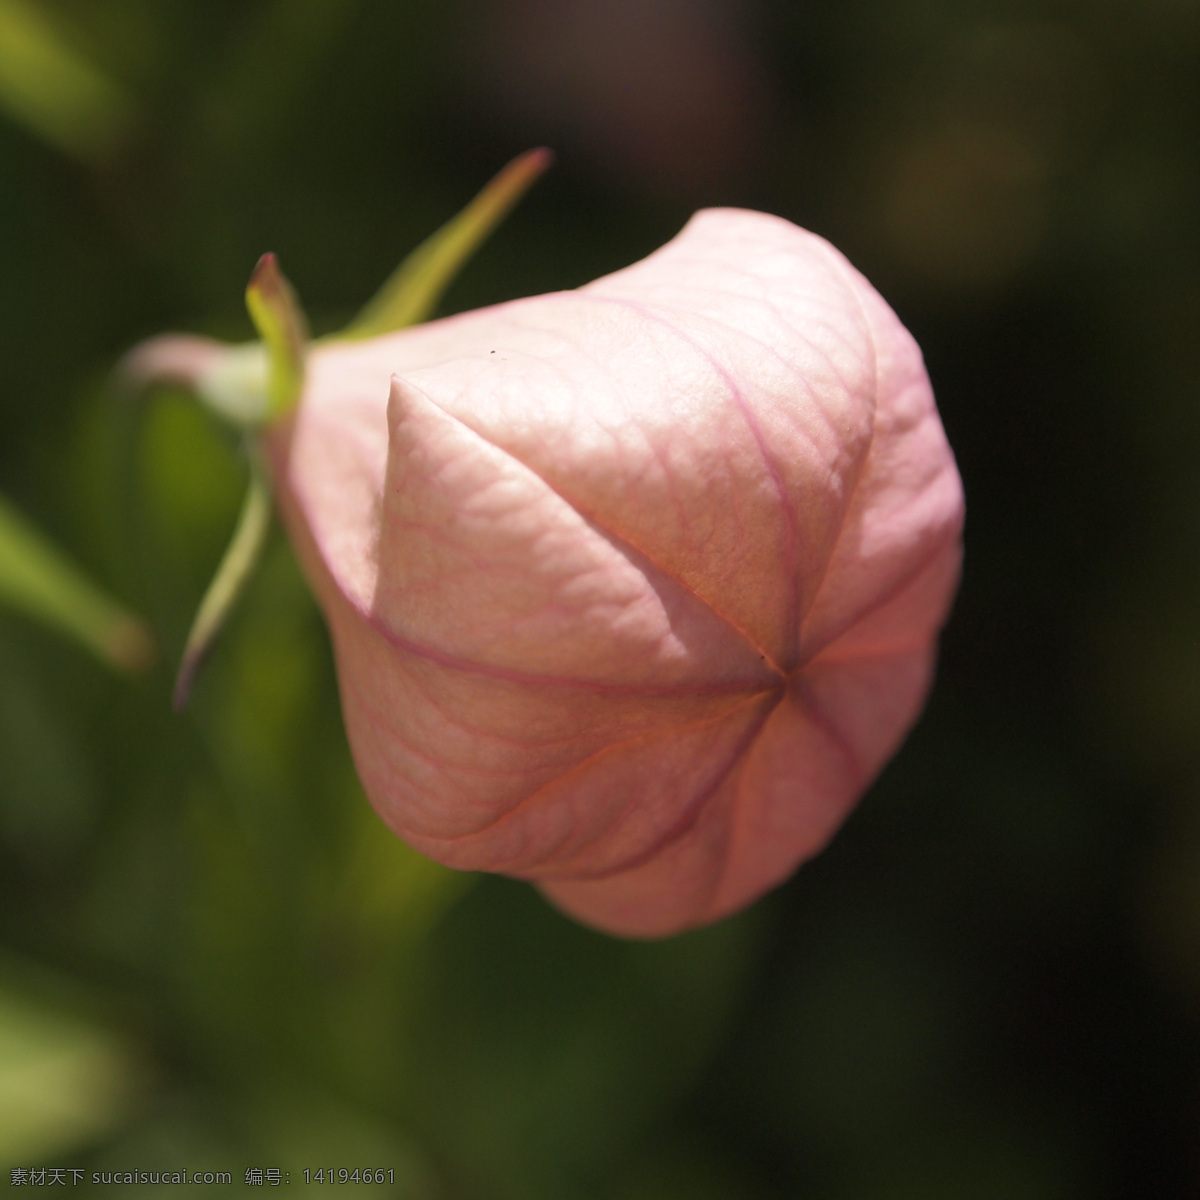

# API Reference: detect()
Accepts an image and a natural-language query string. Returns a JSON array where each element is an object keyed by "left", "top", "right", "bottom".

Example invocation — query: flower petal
[{"left": 271, "top": 207, "right": 963, "bottom": 936}]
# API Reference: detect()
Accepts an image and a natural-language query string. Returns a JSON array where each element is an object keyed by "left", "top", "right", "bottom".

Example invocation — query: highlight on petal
[
  {"left": 268, "top": 205, "right": 965, "bottom": 937},
  {"left": 342, "top": 147, "right": 553, "bottom": 340},
  {"left": 0, "top": 491, "right": 153, "bottom": 674}
]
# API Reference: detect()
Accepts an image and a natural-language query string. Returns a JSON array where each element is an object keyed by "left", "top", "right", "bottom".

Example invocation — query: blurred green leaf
[
  {"left": 846, "top": 1117, "right": 1079, "bottom": 1200},
  {"left": 338, "top": 802, "right": 476, "bottom": 942},
  {"left": 0, "top": 491, "right": 153, "bottom": 673},
  {"left": 89, "top": 1091, "right": 245, "bottom": 1180},
  {"left": 343, "top": 147, "right": 553, "bottom": 340},
  {"left": 610, "top": 1139, "right": 767, "bottom": 1200},
  {"left": 0, "top": 0, "right": 131, "bottom": 160},
  {"left": 406, "top": 882, "right": 762, "bottom": 1200},
  {"left": 0, "top": 976, "right": 138, "bottom": 1163},
  {"left": 203, "top": 538, "right": 322, "bottom": 792},
  {"left": 139, "top": 393, "right": 244, "bottom": 543},
  {"left": 241, "top": 1088, "right": 437, "bottom": 1197},
  {"left": 0, "top": 648, "right": 93, "bottom": 855},
  {"left": 196, "top": 0, "right": 366, "bottom": 155}
]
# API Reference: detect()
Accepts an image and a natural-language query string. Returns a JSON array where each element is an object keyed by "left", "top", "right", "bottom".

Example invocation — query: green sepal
[
  {"left": 0, "top": 491, "right": 153, "bottom": 673},
  {"left": 173, "top": 449, "right": 273, "bottom": 710},
  {"left": 342, "top": 147, "right": 553, "bottom": 340},
  {"left": 244, "top": 253, "right": 308, "bottom": 419}
]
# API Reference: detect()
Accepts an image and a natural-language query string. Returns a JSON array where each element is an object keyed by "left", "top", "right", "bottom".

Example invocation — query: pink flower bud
[{"left": 270, "top": 209, "right": 964, "bottom": 937}]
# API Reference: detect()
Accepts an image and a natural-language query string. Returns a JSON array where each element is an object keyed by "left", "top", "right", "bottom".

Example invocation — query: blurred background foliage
[{"left": 0, "top": 0, "right": 1197, "bottom": 1195}]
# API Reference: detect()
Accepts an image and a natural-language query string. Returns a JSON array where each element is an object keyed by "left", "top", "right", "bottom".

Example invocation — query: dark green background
[{"left": 1, "top": 0, "right": 1197, "bottom": 1195}]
